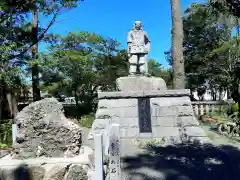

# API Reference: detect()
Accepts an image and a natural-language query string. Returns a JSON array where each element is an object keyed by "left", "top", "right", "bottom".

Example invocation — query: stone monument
[{"left": 89, "top": 21, "right": 209, "bottom": 154}]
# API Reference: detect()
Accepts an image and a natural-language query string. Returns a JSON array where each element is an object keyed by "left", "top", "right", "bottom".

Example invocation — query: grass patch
[
  {"left": 138, "top": 139, "right": 162, "bottom": 148},
  {"left": 78, "top": 113, "right": 94, "bottom": 128},
  {"left": 0, "top": 143, "right": 8, "bottom": 149},
  {"left": 206, "top": 131, "right": 216, "bottom": 141}
]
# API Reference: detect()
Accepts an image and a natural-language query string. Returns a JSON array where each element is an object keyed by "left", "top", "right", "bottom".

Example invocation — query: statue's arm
[
  {"left": 144, "top": 32, "right": 150, "bottom": 43},
  {"left": 144, "top": 32, "right": 150, "bottom": 52},
  {"left": 127, "top": 32, "right": 132, "bottom": 55}
]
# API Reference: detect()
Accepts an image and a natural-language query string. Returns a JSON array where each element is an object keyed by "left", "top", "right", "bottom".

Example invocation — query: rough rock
[
  {"left": 12, "top": 98, "right": 82, "bottom": 159},
  {"left": 116, "top": 76, "right": 167, "bottom": 91},
  {"left": 0, "top": 166, "right": 14, "bottom": 180},
  {"left": 0, "top": 164, "right": 45, "bottom": 180},
  {"left": 63, "top": 165, "right": 88, "bottom": 180},
  {"left": 30, "top": 166, "right": 45, "bottom": 180},
  {"left": 0, "top": 157, "right": 93, "bottom": 180},
  {"left": 43, "top": 164, "right": 67, "bottom": 180}
]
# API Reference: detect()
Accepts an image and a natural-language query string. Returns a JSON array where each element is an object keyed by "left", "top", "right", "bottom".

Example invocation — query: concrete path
[
  {"left": 120, "top": 126, "right": 240, "bottom": 180},
  {"left": 82, "top": 126, "right": 240, "bottom": 180},
  {"left": 120, "top": 142, "right": 240, "bottom": 180}
]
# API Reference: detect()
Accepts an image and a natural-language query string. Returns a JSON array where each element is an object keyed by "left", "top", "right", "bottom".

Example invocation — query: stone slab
[
  {"left": 96, "top": 107, "right": 139, "bottom": 118},
  {"left": 120, "top": 127, "right": 139, "bottom": 138},
  {"left": 98, "top": 89, "right": 190, "bottom": 99},
  {"left": 151, "top": 105, "right": 194, "bottom": 117},
  {"left": 0, "top": 157, "right": 89, "bottom": 167},
  {"left": 185, "top": 126, "right": 207, "bottom": 137},
  {"left": 150, "top": 96, "right": 191, "bottom": 106},
  {"left": 152, "top": 127, "right": 180, "bottom": 138},
  {"left": 177, "top": 116, "right": 200, "bottom": 126},
  {"left": 151, "top": 116, "right": 178, "bottom": 127},
  {"left": 98, "top": 99, "right": 137, "bottom": 108},
  {"left": 116, "top": 76, "right": 167, "bottom": 91},
  {"left": 111, "top": 117, "right": 139, "bottom": 128}
]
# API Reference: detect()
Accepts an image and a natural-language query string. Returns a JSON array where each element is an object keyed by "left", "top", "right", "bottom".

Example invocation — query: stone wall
[
  {"left": 0, "top": 147, "right": 95, "bottom": 180},
  {"left": 91, "top": 90, "right": 209, "bottom": 144},
  {"left": 0, "top": 159, "right": 91, "bottom": 180}
]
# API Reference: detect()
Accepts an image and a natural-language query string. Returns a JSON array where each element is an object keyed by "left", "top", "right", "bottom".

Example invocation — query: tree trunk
[
  {"left": 170, "top": 0, "right": 185, "bottom": 89},
  {"left": 32, "top": 4, "right": 41, "bottom": 101},
  {"left": 6, "top": 93, "right": 18, "bottom": 123}
]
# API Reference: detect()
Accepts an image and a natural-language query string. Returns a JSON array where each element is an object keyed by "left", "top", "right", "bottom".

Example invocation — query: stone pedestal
[
  {"left": 116, "top": 76, "right": 167, "bottom": 91},
  {"left": 90, "top": 76, "right": 209, "bottom": 148}
]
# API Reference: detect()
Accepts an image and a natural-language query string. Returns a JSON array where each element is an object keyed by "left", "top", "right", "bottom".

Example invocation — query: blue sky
[{"left": 39, "top": 0, "right": 205, "bottom": 68}]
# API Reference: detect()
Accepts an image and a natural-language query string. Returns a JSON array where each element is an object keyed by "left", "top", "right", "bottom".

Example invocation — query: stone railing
[
  {"left": 93, "top": 123, "right": 121, "bottom": 180},
  {"left": 0, "top": 146, "right": 93, "bottom": 180},
  {"left": 191, "top": 100, "right": 235, "bottom": 117}
]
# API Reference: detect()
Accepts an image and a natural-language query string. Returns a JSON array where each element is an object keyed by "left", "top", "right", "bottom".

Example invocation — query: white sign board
[{"left": 109, "top": 124, "right": 121, "bottom": 180}]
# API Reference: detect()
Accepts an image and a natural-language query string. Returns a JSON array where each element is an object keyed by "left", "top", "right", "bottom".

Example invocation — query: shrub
[
  {"left": 232, "top": 103, "right": 239, "bottom": 113},
  {"left": 139, "top": 139, "right": 162, "bottom": 148},
  {"left": 0, "top": 120, "right": 12, "bottom": 147},
  {"left": 227, "top": 103, "right": 239, "bottom": 116},
  {"left": 0, "top": 143, "right": 8, "bottom": 149},
  {"left": 78, "top": 113, "right": 94, "bottom": 128}
]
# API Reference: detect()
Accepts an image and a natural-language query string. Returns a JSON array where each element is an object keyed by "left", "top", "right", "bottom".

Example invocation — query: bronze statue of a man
[{"left": 127, "top": 21, "right": 150, "bottom": 76}]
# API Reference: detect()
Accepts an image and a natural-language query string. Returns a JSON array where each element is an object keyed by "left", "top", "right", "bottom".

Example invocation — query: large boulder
[{"left": 12, "top": 98, "right": 82, "bottom": 159}]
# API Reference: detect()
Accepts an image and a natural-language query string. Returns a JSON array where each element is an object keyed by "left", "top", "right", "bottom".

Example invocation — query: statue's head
[{"left": 134, "top": 21, "right": 142, "bottom": 30}]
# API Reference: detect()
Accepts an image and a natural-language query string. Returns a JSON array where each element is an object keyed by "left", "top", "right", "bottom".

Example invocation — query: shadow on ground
[
  {"left": 122, "top": 143, "right": 240, "bottom": 180},
  {"left": 0, "top": 164, "right": 32, "bottom": 180}
]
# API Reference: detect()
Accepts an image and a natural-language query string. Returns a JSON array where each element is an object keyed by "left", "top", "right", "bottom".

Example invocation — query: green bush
[
  {"left": 0, "top": 143, "right": 8, "bottom": 149},
  {"left": 226, "top": 103, "right": 239, "bottom": 117},
  {"left": 78, "top": 113, "right": 95, "bottom": 128},
  {"left": 232, "top": 103, "right": 239, "bottom": 112},
  {"left": 0, "top": 120, "right": 12, "bottom": 147}
]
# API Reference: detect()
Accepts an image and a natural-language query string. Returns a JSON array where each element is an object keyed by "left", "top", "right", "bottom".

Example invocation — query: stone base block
[
  {"left": 116, "top": 76, "right": 167, "bottom": 91},
  {"left": 90, "top": 86, "right": 210, "bottom": 144},
  {"left": 185, "top": 126, "right": 207, "bottom": 137}
]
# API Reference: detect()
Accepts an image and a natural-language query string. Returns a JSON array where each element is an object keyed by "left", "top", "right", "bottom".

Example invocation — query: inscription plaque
[
  {"left": 109, "top": 124, "right": 121, "bottom": 180},
  {"left": 138, "top": 98, "right": 152, "bottom": 133}
]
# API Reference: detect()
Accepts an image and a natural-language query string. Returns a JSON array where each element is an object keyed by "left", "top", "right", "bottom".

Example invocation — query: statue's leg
[
  {"left": 144, "top": 54, "right": 149, "bottom": 74},
  {"left": 139, "top": 54, "right": 146, "bottom": 74},
  {"left": 129, "top": 54, "right": 137, "bottom": 75}
]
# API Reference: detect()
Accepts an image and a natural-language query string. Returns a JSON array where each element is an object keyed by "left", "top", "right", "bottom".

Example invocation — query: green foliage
[
  {"left": 209, "top": 0, "right": 240, "bottom": 18},
  {"left": 232, "top": 103, "right": 239, "bottom": 112},
  {"left": 0, "top": 120, "right": 12, "bottom": 147},
  {"left": 148, "top": 59, "right": 173, "bottom": 88},
  {"left": 183, "top": 3, "right": 231, "bottom": 91},
  {"left": 174, "top": 2, "right": 240, "bottom": 103},
  {"left": 0, "top": 143, "right": 8, "bottom": 149},
  {"left": 226, "top": 103, "right": 239, "bottom": 116},
  {"left": 78, "top": 114, "right": 94, "bottom": 128},
  {"left": 139, "top": 139, "right": 162, "bottom": 148},
  {"left": 40, "top": 32, "right": 128, "bottom": 113}
]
